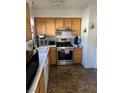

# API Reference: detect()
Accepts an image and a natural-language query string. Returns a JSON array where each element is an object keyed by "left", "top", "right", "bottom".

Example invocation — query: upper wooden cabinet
[
  {"left": 72, "top": 18, "right": 81, "bottom": 35},
  {"left": 63, "top": 18, "right": 72, "bottom": 28},
  {"left": 46, "top": 19, "right": 55, "bottom": 36},
  {"left": 34, "top": 18, "right": 46, "bottom": 35},
  {"left": 34, "top": 18, "right": 81, "bottom": 36},
  {"left": 55, "top": 19, "right": 63, "bottom": 29},
  {"left": 26, "top": 2, "right": 32, "bottom": 41}
]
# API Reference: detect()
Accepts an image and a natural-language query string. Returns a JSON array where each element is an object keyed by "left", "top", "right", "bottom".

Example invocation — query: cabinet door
[
  {"left": 35, "top": 69, "right": 45, "bottom": 93},
  {"left": 39, "top": 69, "right": 45, "bottom": 93},
  {"left": 72, "top": 18, "right": 81, "bottom": 35},
  {"left": 34, "top": 18, "right": 46, "bottom": 35},
  {"left": 55, "top": 19, "right": 63, "bottom": 29},
  {"left": 63, "top": 18, "right": 71, "bottom": 28},
  {"left": 46, "top": 19, "right": 55, "bottom": 36},
  {"left": 35, "top": 81, "right": 40, "bottom": 93},
  {"left": 73, "top": 48, "right": 82, "bottom": 64},
  {"left": 50, "top": 47, "right": 57, "bottom": 65},
  {"left": 26, "top": 2, "right": 32, "bottom": 41}
]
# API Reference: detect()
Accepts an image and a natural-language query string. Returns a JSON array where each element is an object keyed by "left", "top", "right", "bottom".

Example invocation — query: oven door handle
[{"left": 57, "top": 47, "right": 73, "bottom": 50}]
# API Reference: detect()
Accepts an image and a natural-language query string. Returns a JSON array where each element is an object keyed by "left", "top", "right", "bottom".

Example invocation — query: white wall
[
  {"left": 81, "top": 5, "right": 90, "bottom": 68},
  {"left": 31, "top": 9, "right": 82, "bottom": 17},
  {"left": 81, "top": 2, "right": 97, "bottom": 68},
  {"left": 87, "top": 3, "right": 97, "bottom": 68},
  {"left": 81, "top": 6, "right": 89, "bottom": 67}
]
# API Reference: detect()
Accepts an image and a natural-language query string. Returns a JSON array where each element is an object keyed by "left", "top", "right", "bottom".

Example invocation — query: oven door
[{"left": 57, "top": 47, "right": 73, "bottom": 65}]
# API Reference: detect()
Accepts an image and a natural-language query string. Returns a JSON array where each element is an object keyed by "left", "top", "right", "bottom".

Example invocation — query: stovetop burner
[{"left": 56, "top": 42, "right": 73, "bottom": 47}]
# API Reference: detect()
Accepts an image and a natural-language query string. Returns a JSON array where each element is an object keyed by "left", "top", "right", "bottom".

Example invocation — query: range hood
[
  {"left": 56, "top": 27, "right": 72, "bottom": 31},
  {"left": 56, "top": 27, "right": 73, "bottom": 38}
]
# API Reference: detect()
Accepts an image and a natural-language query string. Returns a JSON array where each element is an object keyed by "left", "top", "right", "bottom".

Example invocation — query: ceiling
[{"left": 31, "top": 0, "right": 96, "bottom": 9}]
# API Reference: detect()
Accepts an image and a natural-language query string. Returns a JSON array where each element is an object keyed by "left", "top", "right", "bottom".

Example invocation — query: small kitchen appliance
[{"left": 38, "top": 34, "right": 48, "bottom": 46}]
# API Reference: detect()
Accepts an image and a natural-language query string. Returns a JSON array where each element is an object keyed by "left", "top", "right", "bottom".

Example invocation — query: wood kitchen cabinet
[
  {"left": 49, "top": 47, "right": 57, "bottom": 65},
  {"left": 55, "top": 19, "right": 63, "bottom": 29},
  {"left": 35, "top": 69, "right": 45, "bottom": 93},
  {"left": 73, "top": 48, "right": 82, "bottom": 64},
  {"left": 26, "top": 0, "right": 30, "bottom": 4},
  {"left": 26, "top": 2, "right": 32, "bottom": 41},
  {"left": 72, "top": 18, "right": 81, "bottom": 35},
  {"left": 34, "top": 18, "right": 46, "bottom": 35},
  {"left": 39, "top": 69, "right": 45, "bottom": 93},
  {"left": 35, "top": 81, "right": 40, "bottom": 93},
  {"left": 34, "top": 18, "right": 81, "bottom": 36},
  {"left": 46, "top": 19, "right": 55, "bottom": 36},
  {"left": 63, "top": 18, "right": 72, "bottom": 28}
]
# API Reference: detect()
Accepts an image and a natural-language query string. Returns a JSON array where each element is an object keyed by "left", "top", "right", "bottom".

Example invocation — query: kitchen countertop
[
  {"left": 38, "top": 45, "right": 56, "bottom": 47},
  {"left": 72, "top": 44, "right": 83, "bottom": 48},
  {"left": 39, "top": 44, "right": 83, "bottom": 48},
  {"left": 28, "top": 46, "right": 49, "bottom": 93}
]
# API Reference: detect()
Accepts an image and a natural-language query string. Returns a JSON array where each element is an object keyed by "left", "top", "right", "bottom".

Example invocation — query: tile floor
[{"left": 47, "top": 65, "right": 97, "bottom": 93}]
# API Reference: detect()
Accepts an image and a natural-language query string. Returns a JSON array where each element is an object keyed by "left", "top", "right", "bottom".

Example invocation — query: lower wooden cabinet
[
  {"left": 73, "top": 48, "right": 82, "bottom": 64},
  {"left": 35, "top": 69, "right": 45, "bottom": 93},
  {"left": 35, "top": 81, "right": 40, "bottom": 93},
  {"left": 49, "top": 47, "right": 57, "bottom": 65}
]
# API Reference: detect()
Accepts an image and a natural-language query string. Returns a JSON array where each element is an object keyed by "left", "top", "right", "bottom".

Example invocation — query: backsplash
[{"left": 46, "top": 35, "right": 81, "bottom": 44}]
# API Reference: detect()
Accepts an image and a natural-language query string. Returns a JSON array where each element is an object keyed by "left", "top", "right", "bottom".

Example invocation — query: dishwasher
[{"left": 44, "top": 58, "right": 49, "bottom": 93}]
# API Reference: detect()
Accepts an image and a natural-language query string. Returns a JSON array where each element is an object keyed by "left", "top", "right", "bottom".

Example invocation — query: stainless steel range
[
  {"left": 56, "top": 39, "right": 73, "bottom": 65},
  {"left": 55, "top": 28, "right": 74, "bottom": 65}
]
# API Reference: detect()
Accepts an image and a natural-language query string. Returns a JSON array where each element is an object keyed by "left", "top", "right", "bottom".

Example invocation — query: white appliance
[{"left": 44, "top": 58, "right": 49, "bottom": 93}]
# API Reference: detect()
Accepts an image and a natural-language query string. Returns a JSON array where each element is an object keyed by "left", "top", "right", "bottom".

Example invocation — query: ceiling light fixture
[{"left": 52, "top": 0, "right": 63, "bottom": 6}]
